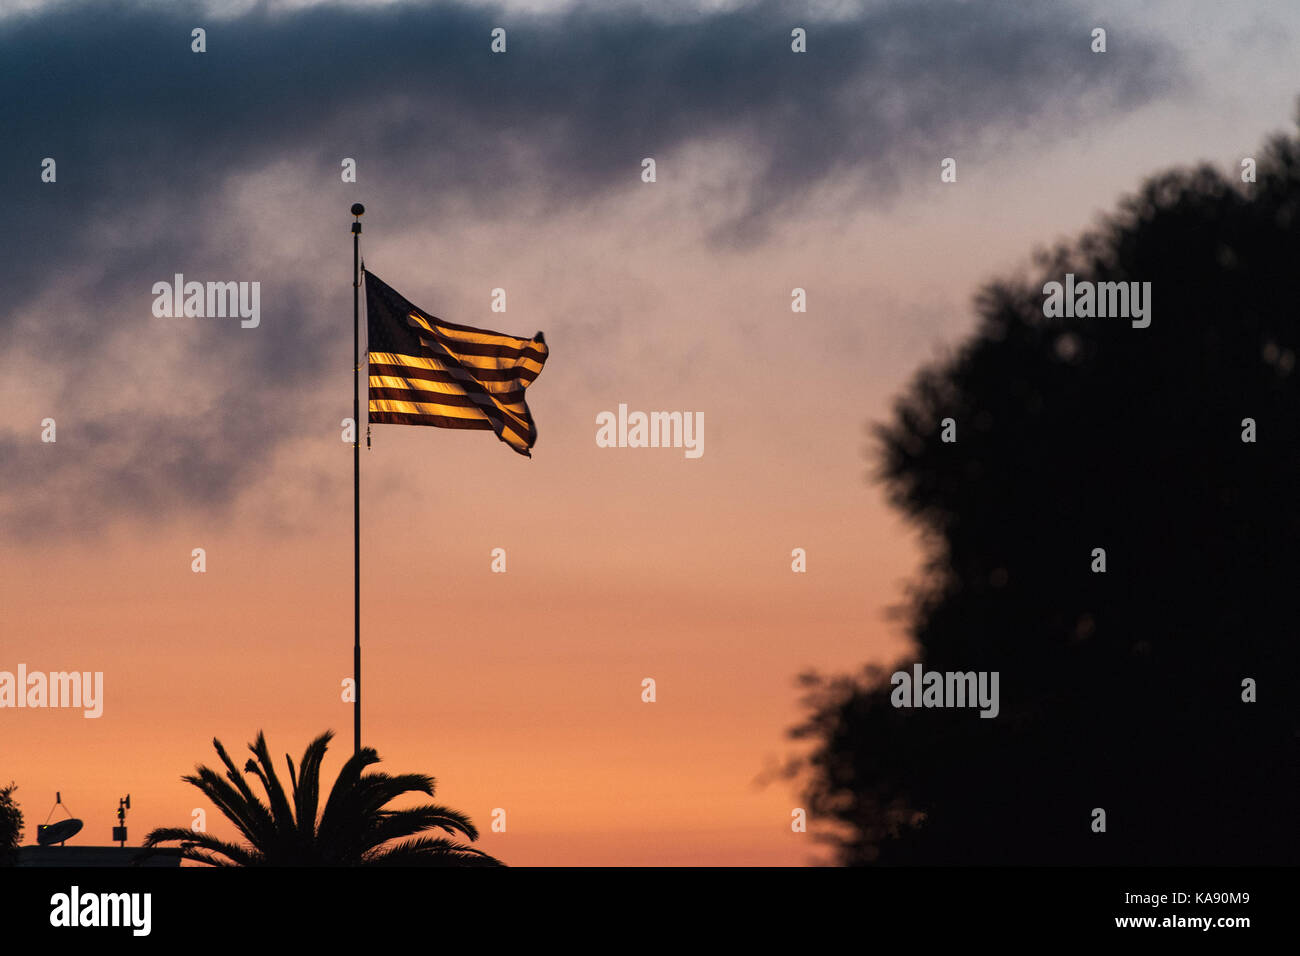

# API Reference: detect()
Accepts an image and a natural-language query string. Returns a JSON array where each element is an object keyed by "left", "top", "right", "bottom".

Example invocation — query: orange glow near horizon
[{"left": 1, "top": 407, "right": 921, "bottom": 864}]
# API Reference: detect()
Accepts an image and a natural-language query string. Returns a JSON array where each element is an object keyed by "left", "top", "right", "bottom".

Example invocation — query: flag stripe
[
  {"left": 369, "top": 399, "right": 531, "bottom": 446},
  {"left": 369, "top": 388, "right": 531, "bottom": 429},
  {"left": 409, "top": 310, "right": 538, "bottom": 339},
  {"left": 416, "top": 337, "right": 545, "bottom": 375},
  {"left": 369, "top": 375, "right": 528, "bottom": 409},
  {"left": 369, "top": 410, "right": 496, "bottom": 430},
  {"left": 369, "top": 353, "right": 539, "bottom": 385},
  {"left": 406, "top": 313, "right": 548, "bottom": 362},
  {"left": 370, "top": 398, "right": 489, "bottom": 420},
  {"left": 368, "top": 361, "right": 528, "bottom": 396}
]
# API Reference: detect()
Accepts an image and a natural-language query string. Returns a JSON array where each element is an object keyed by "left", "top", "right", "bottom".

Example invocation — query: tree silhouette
[
  {"left": 0, "top": 783, "right": 22, "bottom": 866},
  {"left": 790, "top": 111, "right": 1300, "bottom": 865},
  {"left": 143, "top": 730, "right": 503, "bottom": 866}
]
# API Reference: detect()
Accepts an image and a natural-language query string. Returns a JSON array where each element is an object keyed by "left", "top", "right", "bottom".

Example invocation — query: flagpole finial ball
[{"left": 351, "top": 203, "right": 365, "bottom": 217}]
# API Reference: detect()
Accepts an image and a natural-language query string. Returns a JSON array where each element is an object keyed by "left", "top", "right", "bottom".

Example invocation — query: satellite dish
[{"left": 37, "top": 818, "right": 83, "bottom": 846}]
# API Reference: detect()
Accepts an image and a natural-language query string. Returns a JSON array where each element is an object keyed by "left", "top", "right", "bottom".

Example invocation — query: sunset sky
[{"left": 2, "top": 0, "right": 1298, "bottom": 865}]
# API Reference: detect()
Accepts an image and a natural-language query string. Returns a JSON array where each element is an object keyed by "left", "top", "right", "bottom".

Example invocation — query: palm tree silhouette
[{"left": 142, "top": 730, "right": 503, "bottom": 866}]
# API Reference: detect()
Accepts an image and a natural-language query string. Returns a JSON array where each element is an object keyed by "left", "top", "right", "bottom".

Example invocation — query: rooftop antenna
[{"left": 113, "top": 795, "right": 130, "bottom": 847}]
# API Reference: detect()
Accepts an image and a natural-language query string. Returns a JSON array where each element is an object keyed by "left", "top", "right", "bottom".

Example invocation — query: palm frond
[
  {"left": 209, "top": 737, "right": 278, "bottom": 844},
  {"left": 293, "top": 731, "right": 333, "bottom": 841},
  {"left": 358, "top": 804, "right": 479, "bottom": 852},
  {"left": 141, "top": 826, "right": 260, "bottom": 866},
  {"left": 174, "top": 846, "right": 241, "bottom": 867},
  {"left": 352, "top": 772, "right": 437, "bottom": 818},
  {"left": 212, "top": 737, "right": 271, "bottom": 819},
  {"left": 362, "top": 834, "right": 504, "bottom": 867},
  {"left": 182, "top": 766, "right": 273, "bottom": 849},
  {"left": 247, "top": 732, "right": 297, "bottom": 833},
  {"left": 316, "top": 746, "right": 380, "bottom": 845}
]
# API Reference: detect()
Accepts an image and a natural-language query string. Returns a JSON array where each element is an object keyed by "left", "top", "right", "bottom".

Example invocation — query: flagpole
[{"left": 351, "top": 202, "right": 364, "bottom": 757}]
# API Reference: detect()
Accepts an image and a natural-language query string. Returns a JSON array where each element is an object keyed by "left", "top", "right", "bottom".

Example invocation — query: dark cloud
[{"left": 0, "top": 0, "right": 1181, "bottom": 535}]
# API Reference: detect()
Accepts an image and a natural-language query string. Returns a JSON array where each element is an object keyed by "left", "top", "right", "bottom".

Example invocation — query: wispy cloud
[{"left": 0, "top": 0, "right": 1182, "bottom": 535}]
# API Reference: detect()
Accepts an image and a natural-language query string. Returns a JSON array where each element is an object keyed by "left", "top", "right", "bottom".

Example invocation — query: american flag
[{"left": 364, "top": 270, "right": 548, "bottom": 457}]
